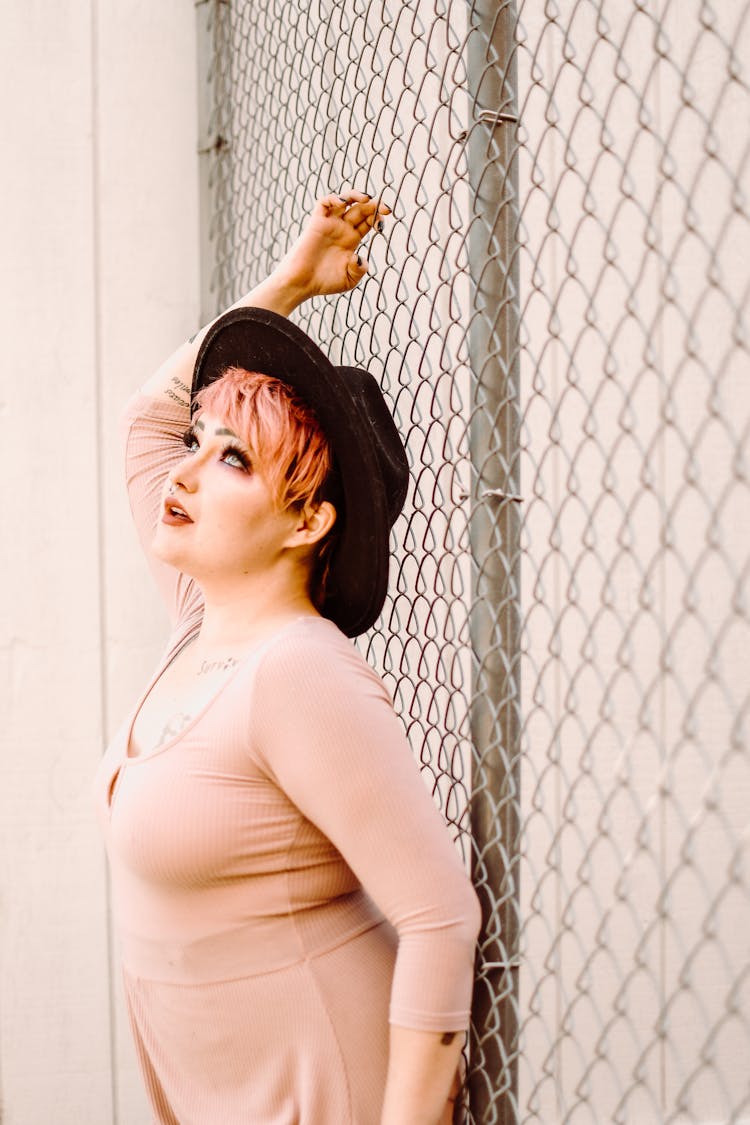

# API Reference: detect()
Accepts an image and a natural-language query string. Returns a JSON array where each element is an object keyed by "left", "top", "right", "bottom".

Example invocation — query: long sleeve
[
  {"left": 121, "top": 392, "right": 204, "bottom": 627},
  {"left": 248, "top": 625, "right": 481, "bottom": 1031}
]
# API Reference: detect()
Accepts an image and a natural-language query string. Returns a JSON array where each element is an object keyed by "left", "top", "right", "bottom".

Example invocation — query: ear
[{"left": 285, "top": 500, "right": 337, "bottom": 549}]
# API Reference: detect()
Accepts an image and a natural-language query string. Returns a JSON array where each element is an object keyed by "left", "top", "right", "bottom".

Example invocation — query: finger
[
  {"left": 347, "top": 250, "right": 369, "bottom": 284},
  {"left": 343, "top": 198, "right": 379, "bottom": 226},
  {"left": 319, "top": 186, "right": 373, "bottom": 212},
  {"left": 369, "top": 190, "right": 391, "bottom": 217},
  {"left": 355, "top": 214, "right": 388, "bottom": 238},
  {"left": 317, "top": 193, "right": 351, "bottom": 218},
  {"left": 345, "top": 197, "right": 390, "bottom": 230}
]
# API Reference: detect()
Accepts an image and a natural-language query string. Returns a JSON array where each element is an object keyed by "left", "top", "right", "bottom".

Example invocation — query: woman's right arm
[{"left": 125, "top": 192, "right": 388, "bottom": 620}]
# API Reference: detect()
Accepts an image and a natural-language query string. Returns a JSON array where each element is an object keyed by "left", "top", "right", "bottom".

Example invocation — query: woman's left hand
[
  {"left": 275, "top": 191, "right": 390, "bottom": 300},
  {"left": 141, "top": 193, "right": 389, "bottom": 404}
]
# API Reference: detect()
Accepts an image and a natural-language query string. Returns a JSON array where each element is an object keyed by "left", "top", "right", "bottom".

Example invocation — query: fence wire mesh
[{"left": 197, "top": 1, "right": 750, "bottom": 1121}]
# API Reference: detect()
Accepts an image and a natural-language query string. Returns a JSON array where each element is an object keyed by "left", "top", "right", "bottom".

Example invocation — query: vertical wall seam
[
  {"left": 653, "top": 0, "right": 668, "bottom": 1109},
  {"left": 544, "top": 20, "right": 564, "bottom": 1116},
  {"left": 89, "top": 0, "right": 118, "bottom": 1121}
]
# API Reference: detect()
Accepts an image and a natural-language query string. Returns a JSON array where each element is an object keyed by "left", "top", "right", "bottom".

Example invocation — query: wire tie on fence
[
  {"left": 476, "top": 110, "right": 519, "bottom": 124},
  {"left": 198, "top": 134, "right": 230, "bottom": 155},
  {"left": 482, "top": 489, "right": 524, "bottom": 502},
  {"left": 480, "top": 959, "right": 522, "bottom": 971},
  {"left": 457, "top": 111, "right": 519, "bottom": 141},
  {"left": 456, "top": 489, "right": 523, "bottom": 502}
]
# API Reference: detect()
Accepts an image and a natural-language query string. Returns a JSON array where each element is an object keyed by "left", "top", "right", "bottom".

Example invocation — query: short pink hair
[{"left": 193, "top": 366, "right": 334, "bottom": 513}]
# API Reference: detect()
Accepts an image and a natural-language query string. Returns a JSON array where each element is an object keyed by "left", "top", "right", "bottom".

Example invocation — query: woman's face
[{"left": 151, "top": 412, "right": 304, "bottom": 584}]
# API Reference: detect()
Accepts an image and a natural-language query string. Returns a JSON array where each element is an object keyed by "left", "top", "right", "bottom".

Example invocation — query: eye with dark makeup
[
  {"left": 181, "top": 427, "right": 253, "bottom": 472},
  {"left": 220, "top": 444, "right": 253, "bottom": 471},
  {"left": 182, "top": 427, "right": 200, "bottom": 453}
]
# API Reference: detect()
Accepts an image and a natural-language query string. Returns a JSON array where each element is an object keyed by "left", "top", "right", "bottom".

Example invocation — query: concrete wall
[{"left": 0, "top": 3, "right": 199, "bottom": 1122}]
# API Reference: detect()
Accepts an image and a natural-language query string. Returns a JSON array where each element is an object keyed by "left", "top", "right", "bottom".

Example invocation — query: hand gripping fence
[{"left": 196, "top": 1, "right": 750, "bottom": 1121}]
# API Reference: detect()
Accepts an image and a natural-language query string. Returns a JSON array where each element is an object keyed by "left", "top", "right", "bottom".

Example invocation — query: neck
[{"left": 195, "top": 571, "right": 317, "bottom": 651}]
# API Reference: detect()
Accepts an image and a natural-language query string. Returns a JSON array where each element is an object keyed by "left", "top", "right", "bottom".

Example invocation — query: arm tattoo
[
  {"left": 171, "top": 375, "right": 191, "bottom": 395},
  {"left": 165, "top": 387, "right": 189, "bottom": 408}
]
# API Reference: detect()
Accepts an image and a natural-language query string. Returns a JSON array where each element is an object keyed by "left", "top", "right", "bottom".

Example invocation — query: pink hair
[{"left": 193, "top": 366, "right": 333, "bottom": 513}]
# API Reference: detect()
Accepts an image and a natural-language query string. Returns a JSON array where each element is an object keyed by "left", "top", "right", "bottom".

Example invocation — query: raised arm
[
  {"left": 140, "top": 191, "right": 389, "bottom": 409},
  {"left": 125, "top": 192, "right": 388, "bottom": 622}
]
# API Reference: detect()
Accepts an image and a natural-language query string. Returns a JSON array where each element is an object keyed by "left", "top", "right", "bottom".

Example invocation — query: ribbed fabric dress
[{"left": 95, "top": 394, "right": 481, "bottom": 1125}]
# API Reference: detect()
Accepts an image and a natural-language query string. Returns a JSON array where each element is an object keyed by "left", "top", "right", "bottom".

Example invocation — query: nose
[{"left": 169, "top": 451, "right": 200, "bottom": 493}]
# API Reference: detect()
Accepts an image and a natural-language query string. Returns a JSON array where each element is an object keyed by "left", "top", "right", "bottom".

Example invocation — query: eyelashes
[
  {"left": 181, "top": 427, "right": 252, "bottom": 472},
  {"left": 221, "top": 445, "right": 253, "bottom": 472},
  {"left": 182, "top": 426, "right": 199, "bottom": 452}
]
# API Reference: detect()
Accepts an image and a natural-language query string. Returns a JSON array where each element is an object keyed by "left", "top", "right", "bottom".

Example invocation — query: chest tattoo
[
  {"left": 198, "top": 656, "right": 239, "bottom": 676},
  {"left": 157, "top": 712, "right": 194, "bottom": 747}
]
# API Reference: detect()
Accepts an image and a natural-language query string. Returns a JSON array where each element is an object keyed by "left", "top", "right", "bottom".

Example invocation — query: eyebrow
[{"left": 194, "top": 419, "right": 240, "bottom": 440}]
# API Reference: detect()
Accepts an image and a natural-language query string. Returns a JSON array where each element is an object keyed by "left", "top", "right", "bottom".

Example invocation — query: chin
[
  {"left": 151, "top": 526, "right": 194, "bottom": 571},
  {"left": 151, "top": 528, "right": 233, "bottom": 585}
]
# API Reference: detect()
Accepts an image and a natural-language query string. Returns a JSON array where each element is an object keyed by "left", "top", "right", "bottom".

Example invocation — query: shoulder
[
  {"left": 253, "top": 616, "right": 391, "bottom": 707},
  {"left": 245, "top": 616, "right": 411, "bottom": 783}
]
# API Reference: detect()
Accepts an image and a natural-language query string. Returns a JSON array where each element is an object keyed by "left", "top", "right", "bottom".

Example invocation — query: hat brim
[{"left": 191, "top": 307, "right": 392, "bottom": 637}]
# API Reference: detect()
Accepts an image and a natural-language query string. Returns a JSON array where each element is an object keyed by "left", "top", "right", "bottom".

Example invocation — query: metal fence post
[
  {"left": 196, "top": 0, "right": 234, "bottom": 320},
  {"left": 466, "top": 2, "right": 521, "bottom": 1122}
]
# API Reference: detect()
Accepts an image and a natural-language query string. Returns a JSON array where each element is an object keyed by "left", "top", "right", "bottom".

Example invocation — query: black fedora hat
[{"left": 191, "top": 306, "right": 409, "bottom": 638}]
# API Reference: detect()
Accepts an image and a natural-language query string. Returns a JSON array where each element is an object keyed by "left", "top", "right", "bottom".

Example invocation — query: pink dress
[{"left": 95, "top": 394, "right": 480, "bottom": 1125}]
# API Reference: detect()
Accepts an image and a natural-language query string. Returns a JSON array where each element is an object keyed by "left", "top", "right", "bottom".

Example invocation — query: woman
[{"left": 95, "top": 192, "right": 481, "bottom": 1125}]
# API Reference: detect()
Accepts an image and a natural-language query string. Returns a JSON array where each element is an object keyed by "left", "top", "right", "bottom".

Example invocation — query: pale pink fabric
[{"left": 95, "top": 394, "right": 481, "bottom": 1124}]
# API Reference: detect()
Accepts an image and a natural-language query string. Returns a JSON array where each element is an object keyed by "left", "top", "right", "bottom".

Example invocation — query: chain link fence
[{"left": 196, "top": 1, "right": 750, "bottom": 1120}]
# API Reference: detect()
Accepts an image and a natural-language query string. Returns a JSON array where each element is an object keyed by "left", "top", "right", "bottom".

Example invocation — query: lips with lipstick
[{"left": 162, "top": 496, "right": 194, "bottom": 526}]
